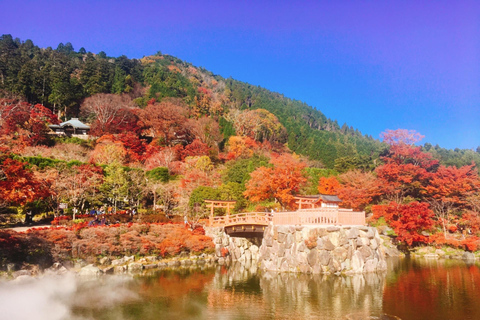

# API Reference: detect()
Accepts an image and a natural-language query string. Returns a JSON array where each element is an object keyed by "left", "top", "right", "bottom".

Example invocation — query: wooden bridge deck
[{"left": 208, "top": 209, "right": 365, "bottom": 237}]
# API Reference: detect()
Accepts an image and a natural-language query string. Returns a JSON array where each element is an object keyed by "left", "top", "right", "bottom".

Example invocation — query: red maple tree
[{"left": 244, "top": 153, "right": 307, "bottom": 209}]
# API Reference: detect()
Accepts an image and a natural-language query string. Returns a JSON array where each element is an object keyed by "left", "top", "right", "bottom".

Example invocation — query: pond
[{"left": 1, "top": 257, "right": 480, "bottom": 320}]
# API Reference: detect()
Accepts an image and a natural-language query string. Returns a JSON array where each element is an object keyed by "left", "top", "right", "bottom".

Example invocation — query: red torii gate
[{"left": 204, "top": 199, "right": 236, "bottom": 222}]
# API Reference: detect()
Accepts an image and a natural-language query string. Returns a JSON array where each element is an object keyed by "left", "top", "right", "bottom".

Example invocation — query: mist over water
[{"left": 0, "top": 273, "right": 139, "bottom": 320}]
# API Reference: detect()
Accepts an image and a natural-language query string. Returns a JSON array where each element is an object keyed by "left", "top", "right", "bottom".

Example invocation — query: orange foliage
[
  {"left": 318, "top": 176, "right": 340, "bottom": 195},
  {"left": 25, "top": 223, "right": 214, "bottom": 261},
  {"left": 372, "top": 201, "right": 434, "bottom": 245},
  {"left": 89, "top": 135, "right": 127, "bottom": 165},
  {"left": 244, "top": 153, "right": 307, "bottom": 209},
  {"left": 225, "top": 136, "right": 259, "bottom": 160},
  {"left": 0, "top": 158, "right": 51, "bottom": 206},
  {"left": 425, "top": 163, "right": 480, "bottom": 207},
  {"left": 136, "top": 98, "right": 189, "bottom": 145},
  {"left": 335, "top": 170, "right": 381, "bottom": 210},
  {"left": 429, "top": 232, "right": 480, "bottom": 252}
]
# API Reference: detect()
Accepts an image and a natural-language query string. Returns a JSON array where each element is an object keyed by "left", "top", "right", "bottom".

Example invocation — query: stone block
[
  {"left": 79, "top": 264, "right": 102, "bottom": 277},
  {"left": 98, "top": 257, "right": 111, "bottom": 266},
  {"left": 264, "top": 236, "right": 273, "bottom": 247},
  {"left": 285, "top": 233, "right": 294, "bottom": 249},
  {"left": 277, "top": 243, "right": 286, "bottom": 258},
  {"left": 318, "top": 250, "right": 331, "bottom": 266},
  {"left": 317, "top": 228, "right": 328, "bottom": 237},
  {"left": 114, "top": 265, "right": 127, "bottom": 274},
  {"left": 327, "top": 226, "right": 340, "bottom": 232},
  {"left": 347, "top": 228, "right": 359, "bottom": 239},
  {"left": 297, "top": 241, "right": 306, "bottom": 252},
  {"left": 463, "top": 252, "right": 475, "bottom": 261},
  {"left": 102, "top": 266, "right": 114, "bottom": 274},
  {"left": 277, "top": 225, "right": 289, "bottom": 235},
  {"left": 351, "top": 251, "right": 365, "bottom": 273},
  {"left": 307, "top": 249, "right": 318, "bottom": 267},
  {"left": 363, "top": 258, "right": 378, "bottom": 273},
  {"left": 360, "top": 245, "right": 373, "bottom": 259},
  {"left": 316, "top": 238, "right": 325, "bottom": 250},
  {"left": 128, "top": 263, "right": 144, "bottom": 273},
  {"left": 312, "top": 263, "right": 322, "bottom": 274},
  {"left": 333, "top": 247, "right": 348, "bottom": 262},
  {"left": 366, "top": 228, "right": 375, "bottom": 239},
  {"left": 329, "top": 232, "right": 340, "bottom": 246},
  {"left": 168, "top": 260, "right": 181, "bottom": 267},
  {"left": 323, "top": 238, "right": 336, "bottom": 251},
  {"left": 124, "top": 256, "right": 135, "bottom": 263}
]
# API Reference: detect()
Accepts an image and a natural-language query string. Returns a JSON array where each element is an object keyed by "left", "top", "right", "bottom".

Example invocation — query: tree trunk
[{"left": 153, "top": 189, "right": 157, "bottom": 211}]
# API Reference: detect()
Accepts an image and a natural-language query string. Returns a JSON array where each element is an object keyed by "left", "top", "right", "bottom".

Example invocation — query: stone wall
[
  {"left": 259, "top": 225, "right": 387, "bottom": 274},
  {"left": 206, "top": 227, "right": 260, "bottom": 266}
]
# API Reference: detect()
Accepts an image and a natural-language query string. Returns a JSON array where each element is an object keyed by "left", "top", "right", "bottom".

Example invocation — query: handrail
[{"left": 208, "top": 209, "right": 365, "bottom": 227}]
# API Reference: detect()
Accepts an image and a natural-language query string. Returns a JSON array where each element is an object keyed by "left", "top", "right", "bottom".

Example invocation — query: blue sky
[{"left": 1, "top": 0, "right": 479, "bottom": 150}]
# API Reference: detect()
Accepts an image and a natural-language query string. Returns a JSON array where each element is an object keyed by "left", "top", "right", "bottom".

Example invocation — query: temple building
[
  {"left": 49, "top": 118, "right": 90, "bottom": 137},
  {"left": 293, "top": 194, "right": 342, "bottom": 210}
]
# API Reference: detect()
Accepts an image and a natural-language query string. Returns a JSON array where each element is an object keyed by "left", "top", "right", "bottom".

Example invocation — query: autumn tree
[
  {"left": 51, "top": 163, "right": 104, "bottom": 216},
  {"left": 146, "top": 166, "right": 170, "bottom": 212},
  {"left": 244, "top": 153, "right": 307, "bottom": 209},
  {"left": 186, "top": 116, "right": 222, "bottom": 150},
  {"left": 335, "top": 170, "right": 381, "bottom": 211},
  {"left": 116, "top": 132, "right": 147, "bottom": 164},
  {"left": 124, "top": 167, "right": 147, "bottom": 209},
  {"left": 318, "top": 176, "right": 341, "bottom": 195},
  {"left": 80, "top": 93, "right": 137, "bottom": 136},
  {"left": 144, "top": 146, "right": 178, "bottom": 171},
  {"left": 375, "top": 129, "right": 438, "bottom": 203},
  {"left": 225, "top": 136, "right": 259, "bottom": 160},
  {"left": 0, "top": 158, "right": 51, "bottom": 220},
  {"left": 100, "top": 161, "right": 129, "bottom": 212},
  {"left": 424, "top": 163, "right": 480, "bottom": 236},
  {"left": 156, "top": 183, "right": 178, "bottom": 216},
  {"left": 177, "top": 139, "right": 211, "bottom": 160},
  {"left": 136, "top": 98, "right": 189, "bottom": 146},
  {"left": 230, "top": 108, "right": 287, "bottom": 143},
  {"left": 0, "top": 99, "right": 59, "bottom": 147},
  {"left": 89, "top": 135, "right": 127, "bottom": 165},
  {"left": 372, "top": 201, "right": 434, "bottom": 245}
]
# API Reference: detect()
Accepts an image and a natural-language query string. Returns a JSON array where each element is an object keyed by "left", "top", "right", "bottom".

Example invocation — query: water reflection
[
  {"left": 208, "top": 262, "right": 386, "bottom": 320},
  {"left": 3, "top": 258, "right": 480, "bottom": 320},
  {"left": 383, "top": 258, "right": 480, "bottom": 320}
]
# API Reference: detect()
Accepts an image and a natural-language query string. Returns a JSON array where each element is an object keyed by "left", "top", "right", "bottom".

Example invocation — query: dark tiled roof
[
  {"left": 49, "top": 118, "right": 90, "bottom": 130},
  {"left": 319, "top": 194, "right": 342, "bottom": 202},
  {"left": 294, "top": 194, "right": 342, "bottom": 202}
]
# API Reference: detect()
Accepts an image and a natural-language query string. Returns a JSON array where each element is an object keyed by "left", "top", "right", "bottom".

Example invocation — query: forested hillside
[
  {"left": 1, "top": 34, "right": 478, "bottom": 168},
  {"left": 2, "top": 35, "right": 480, "bottom": 250},
  {"left": 0, "top": 34, "right": 379, "bottom": 169}
]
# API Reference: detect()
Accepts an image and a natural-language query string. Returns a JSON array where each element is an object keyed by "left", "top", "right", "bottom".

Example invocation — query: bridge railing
[
  {"left": 208, "top": 208, "right": 365, "bottom": 227},
  {"left": 209, "top": 212, "right": 271, "bottom": 227},
  {"left": 272, "top": 208, "right": 365, "bottom": 226}
]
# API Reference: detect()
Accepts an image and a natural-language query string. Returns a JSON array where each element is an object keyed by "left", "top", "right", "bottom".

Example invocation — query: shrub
[{"left": 21, "top": 222, "right": 215, "bottom": 264}]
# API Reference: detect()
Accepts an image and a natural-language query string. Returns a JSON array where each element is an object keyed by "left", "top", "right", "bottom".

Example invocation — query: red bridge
[
  {"left": 208, "top": 209, "right": 366, "bottom": 237},
  {"left": 204, "top": 196, "right": 366, "bottom": 237}
]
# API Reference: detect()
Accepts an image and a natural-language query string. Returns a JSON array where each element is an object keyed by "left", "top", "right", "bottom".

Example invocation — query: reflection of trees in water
[
  {"left": 208, "top": 262, "right": 387, "bottom": 319},
  {"left": 383, "top": 258, "right": 480, "bottom": 320},
  {"left": 259, "top": 271, "right": 386, "bottom": 319}
]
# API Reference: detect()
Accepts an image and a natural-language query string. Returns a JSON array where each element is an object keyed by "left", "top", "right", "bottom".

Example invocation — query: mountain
[{"left": 1, "top": 34, "right": 478, "bottom": 169}]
